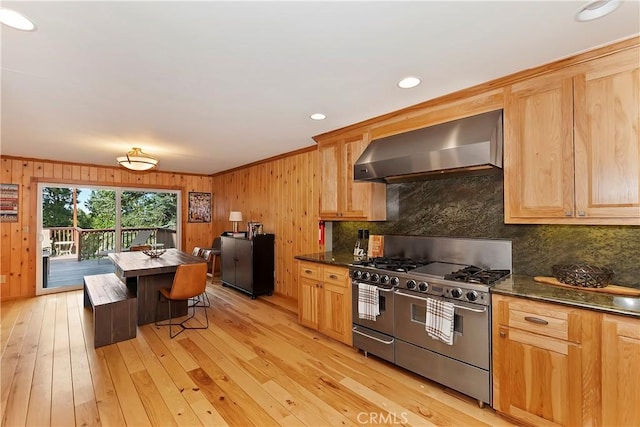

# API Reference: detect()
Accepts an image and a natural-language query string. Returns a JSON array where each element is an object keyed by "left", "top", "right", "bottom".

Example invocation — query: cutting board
[
  {"left": 367, "top": 235, "right": 384, "bottom": 258},
  {"left": 534, "top": 276, "right": 640, "bottom": 296}
]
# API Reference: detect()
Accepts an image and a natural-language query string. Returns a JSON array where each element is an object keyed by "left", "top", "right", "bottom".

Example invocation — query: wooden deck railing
[{"left": 44, "top": 227, "right": 177, "bottom": 260}]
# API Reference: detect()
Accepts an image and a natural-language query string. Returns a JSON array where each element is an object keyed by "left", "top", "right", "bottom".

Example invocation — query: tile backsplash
[{"left": 333, "top": 173, "right": 640, "bottom": 286}]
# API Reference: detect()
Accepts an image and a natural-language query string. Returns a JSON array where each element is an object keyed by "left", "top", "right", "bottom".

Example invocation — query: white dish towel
[
  {"left": 425, "top": 297, "right": 455, "bottom": 345},
  {"left": 358, "top": 283, "right": 380, "bottom": 321}
]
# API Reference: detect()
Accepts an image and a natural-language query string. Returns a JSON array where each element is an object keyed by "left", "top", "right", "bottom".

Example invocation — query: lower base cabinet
[
  {"left": 298, "top": 261, "right": 352, "bottom": 345},
  {"left": 492, "top": 294, "right": 640, "bottom": 426},
  {"left": 602, "top": 313, "right": 640, "bottom": 427}
]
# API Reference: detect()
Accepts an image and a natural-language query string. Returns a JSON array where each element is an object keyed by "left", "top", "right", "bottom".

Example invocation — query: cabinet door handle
[
  {"left": 499, "top": 331, "right": 506, "bottom": 338},
  {"left": 578, "top": 211, "right": 586, "bottom": 217},
  {"left": 329, "top": 274, "right": 338, "bottom": 280},
  {"left": 304, "top": 269, "right": 312, "bottom": 274},
  {"left": 565, "top": 211, "right": 572, "bottom": 217},
  {"left": 524, "top": 316, "right": 548, "bottom": 325}
]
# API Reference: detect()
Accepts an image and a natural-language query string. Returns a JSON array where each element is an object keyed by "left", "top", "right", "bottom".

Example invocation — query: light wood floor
[{"left": 1, "top": 280, "right": 515, "bottom": 426}]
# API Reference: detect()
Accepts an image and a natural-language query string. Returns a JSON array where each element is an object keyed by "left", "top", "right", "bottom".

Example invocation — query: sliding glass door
[{"left": 37, "top": 183, "right": 180, "bottom": 295}]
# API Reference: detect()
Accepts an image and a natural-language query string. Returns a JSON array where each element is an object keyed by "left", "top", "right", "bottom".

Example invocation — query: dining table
[{"left": 108, "top": 248, "right": 207, "bottom": 325}]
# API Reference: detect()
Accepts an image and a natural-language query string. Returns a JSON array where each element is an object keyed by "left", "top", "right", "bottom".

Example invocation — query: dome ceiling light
[
  {"left": 117, "top": 147, "right": 158, "bottom": 171},
  {"left": 398, "top": 76, "right": 421, "bottom": 89}
]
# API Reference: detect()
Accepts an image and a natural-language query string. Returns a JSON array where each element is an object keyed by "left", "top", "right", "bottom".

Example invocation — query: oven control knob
[
  {"left": 380, "top": 275, "right": 390, "bottom": 285},
  {"left": 451, "top": 288, "right": 463, "bottom": 299},
  {"left": 390, "top": 277, "right": 400, "bottom": 287},
  {"left": 362, "top": 271, "right": 371, "bottom": 281},
  {"left": 418, "top": 282, "right": 428, "bottom": 292},
  {"left": 353, "top": 270, "right": 362, "bottom": 280},
  {"left": 370, "top": 273, "right": 380, "bottom": 283},
  {"left": 406, "top": 280, "right": 416, "bottom": 289},
  {"left": 466, "top": 290, "right": 479, "bottom": 302}
]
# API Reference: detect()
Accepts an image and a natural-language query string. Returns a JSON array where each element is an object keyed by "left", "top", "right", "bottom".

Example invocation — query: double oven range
[{"left": 350, "top": 236, "right": 512, "bottom": 407}]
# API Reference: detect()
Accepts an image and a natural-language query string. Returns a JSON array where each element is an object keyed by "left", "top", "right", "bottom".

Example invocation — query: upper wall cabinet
[
  {"left": 318, "top": 130, "right": 386, "bottom": 221},
  {"left": 504, "top": 47, "right": 640, "bottom": 225}
]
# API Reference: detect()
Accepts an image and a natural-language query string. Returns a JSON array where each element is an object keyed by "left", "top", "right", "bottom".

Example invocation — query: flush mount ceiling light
[
  {"left": 575, "top": 0, "right": 621, "bottom": 21},
  {"left": 310, "top": 113, "right": 326, "bottom": 120},
  {"left": 398, "top": 76, "right": 421, "bottom": 89},
  {"left": 117, "top": 147, "right": 158, "bottom": 171},
  {"left": 0, "top": 8, "right": 36, "bottom": 31}
]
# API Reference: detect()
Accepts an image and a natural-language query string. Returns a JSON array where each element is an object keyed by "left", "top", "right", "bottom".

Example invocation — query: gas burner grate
[{"left": 444, "top": 266, "right": 510, "bottom": 285}]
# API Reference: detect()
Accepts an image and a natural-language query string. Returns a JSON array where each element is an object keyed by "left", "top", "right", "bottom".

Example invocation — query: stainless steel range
[{"left": 350, "top": 236, "right": 512, "bottom": 407}]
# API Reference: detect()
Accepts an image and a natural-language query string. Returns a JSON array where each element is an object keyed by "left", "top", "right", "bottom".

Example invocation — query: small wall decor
[
  {"left": 0, "top": 184, "right": 19, "bottom": 222},
  {"left": 188, "top": 192, "right": 211, "bottom": 223}
]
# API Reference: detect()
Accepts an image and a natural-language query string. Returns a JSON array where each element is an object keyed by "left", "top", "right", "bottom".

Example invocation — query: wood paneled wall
[
  {"left": 210, "top": 147, "right": 322, "bottom": 300},
  {"left": 0, "top": 157, "right": 213, "bottom": 301}
]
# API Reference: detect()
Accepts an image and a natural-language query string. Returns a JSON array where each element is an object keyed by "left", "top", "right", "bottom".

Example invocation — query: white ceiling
[{"left": 1, "top": 1, "right": 639, "bottom": 175}]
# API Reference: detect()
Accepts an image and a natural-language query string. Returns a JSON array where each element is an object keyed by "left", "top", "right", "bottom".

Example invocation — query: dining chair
[
  {"left": 188, "top": 246, "right": 211, "bottom": 307},
  {"left": 210, "top": 237, "right": 221, "bottom": 276},
  {"left": 199, "top": 238, "right": 221, "bottom": 277},
  {"left": 193, "top": 249, "right": 214, "bottom": 308},
  {"left": 155, "top": 263, "right": 209, "bottom": 338}
]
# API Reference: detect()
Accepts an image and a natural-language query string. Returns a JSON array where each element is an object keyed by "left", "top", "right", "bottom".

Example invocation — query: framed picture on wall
[
  {"left": 188, "top": 192, "right": 211, "bottom": 223},
  {"left": 0, "top": 183, "right": 19, "bottom": 222}
]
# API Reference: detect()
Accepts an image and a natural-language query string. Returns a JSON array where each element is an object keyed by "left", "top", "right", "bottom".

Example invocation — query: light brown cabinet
[
  {"left": 504, "top": 47, "right": 640, "bottom": 225},
  {"left": 601, "top": 313, "right": 640, "bottom": 427},
  {"left": 317, "top": 131, "right": 386, "bottom": 221},
  {"left": 297, "top": 261, "right": 352, "bottom": 345},
  {"left": 492, "top": 294, "right": 600, "bottom": 426}
]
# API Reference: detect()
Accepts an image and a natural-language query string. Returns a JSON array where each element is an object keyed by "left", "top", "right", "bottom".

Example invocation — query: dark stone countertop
[
  {"left": 294, "top": 251, "right": 362, "bottom": 268},
  {"left": 294, "top": 254, "right": 640, "bottom": 318},
  {"left": 493, "top": 275, "right": 640, "bottom": 318}
]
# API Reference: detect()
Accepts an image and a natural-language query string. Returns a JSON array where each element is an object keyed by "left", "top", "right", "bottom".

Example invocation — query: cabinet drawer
[
  {"left": 299, "top": 262, "right": 321, "bottom": 280},
  {"left": 323, "top": 266, "right": 348, "bottom": 287},
  {"left": 495, "top": 295, "right": 581, "bottom": 342}
]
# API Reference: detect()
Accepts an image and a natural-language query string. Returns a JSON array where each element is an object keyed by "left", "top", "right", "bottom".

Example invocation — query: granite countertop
[
  {"left": 294, "top": 253, "right": 640, "bottom": 318},
  {"left": 493, "top": 275, "right": 640, "bottom": 318},
  {"left": 294, "top": 251, "right": 360, "bottom": 267}
]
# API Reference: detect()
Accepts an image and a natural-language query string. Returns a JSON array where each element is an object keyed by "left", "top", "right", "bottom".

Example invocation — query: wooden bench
[{"left": 83, "top": 273, "right": 137, "bottom": 348}]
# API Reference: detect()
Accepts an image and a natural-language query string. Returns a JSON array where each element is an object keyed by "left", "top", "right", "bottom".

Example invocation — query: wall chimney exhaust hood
[{"left": 354, "top": 109, "right": 503, "bottom": 183}]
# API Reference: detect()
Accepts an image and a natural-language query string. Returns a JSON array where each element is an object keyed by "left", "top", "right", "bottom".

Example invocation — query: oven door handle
[
  {"left": 394, "top": 290, "right": 487, "bottom": 313},
  {"left": 353, "top": 282, "right": 394, "bottom": 293},
  {"left": 352, "top": 327, "right": 395, "bottom": 345}
]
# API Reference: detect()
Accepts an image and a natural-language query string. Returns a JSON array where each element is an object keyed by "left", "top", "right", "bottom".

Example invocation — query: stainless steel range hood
[{"left": 354, "top": 109, "right": 503, "bottom": 183}]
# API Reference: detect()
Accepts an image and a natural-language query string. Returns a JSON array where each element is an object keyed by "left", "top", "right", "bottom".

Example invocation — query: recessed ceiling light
[
  {"left": 0, "top": 8, "right": 36, "bottom": 31},
  {"left": 310, "top": 113, "right": 326, "bottom": 120},
  {"left": 398, "top": 76, "right": 421, "bottom": 89},
  {"left": 575, "top": 0, "right": 621, "bottom": 21}
]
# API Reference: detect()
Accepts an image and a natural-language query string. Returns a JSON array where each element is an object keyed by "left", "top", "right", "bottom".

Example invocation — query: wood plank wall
[
  {"left": 1, "top": 147, "right": 322, "bottom": 303},
  {"left": 0, "top": 157, "right": 213, "bottom": 301},
  {"left": 210, "top": 147, "right": 322, "bottom": 301}
]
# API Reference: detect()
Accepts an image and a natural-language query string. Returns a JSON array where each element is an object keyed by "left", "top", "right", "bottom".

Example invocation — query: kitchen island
[{"left": 109, "top": 249, "right": 207, "bottom": 325}]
